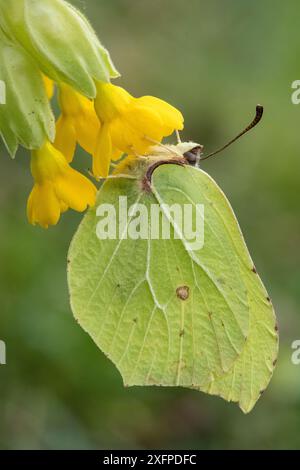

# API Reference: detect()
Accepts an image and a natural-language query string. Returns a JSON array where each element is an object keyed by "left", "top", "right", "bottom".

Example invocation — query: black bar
[{"left": 0, "top": 449, "right": 292, "bottom": 466}]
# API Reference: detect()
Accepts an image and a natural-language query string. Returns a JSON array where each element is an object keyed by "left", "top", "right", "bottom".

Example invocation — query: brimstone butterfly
[{"left": 68, "top": 105, "right": 278, "bottom": 413}]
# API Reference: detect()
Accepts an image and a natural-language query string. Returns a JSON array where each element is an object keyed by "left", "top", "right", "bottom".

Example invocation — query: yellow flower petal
[
  {"left": 95, "top": 82, "right": 131, "bottom": 121},
  {"left": 27, "top": 182, "right": 61, "bottom": 228},
  {"left": 109, "top": 105, "right": 164, "bottom": 155},
  {"left": 94, "top": 81, "right": 185, "bottom": 166},
  {"left": 56, "top": 83, "right": 100, "bottom": 158},
  {"left": 138, "top": 96, "right": 184, "bottom": 133},
  {"left": 123, "top": 104, "right": 165, "bottom": 150},
  {"left": 111, "top": 148, "right": 123, "bottom": 162},
  {"left": 93, "top": 123, "right": 112, "bottom": 177},
  {"left": 75, "top": 113, "right": 99, "bottom": 155},
  {"left": 60, "top": 200, "right": 69, "bottom": 213},
  {"left": 55, "top": 170, "right": 96, "bottom": 212},
  {"left": 28, "top": 140, "right": 97, "bottom": 227},
  {"left": 54, "top": 115, "right": 77, "bottom": 162}
]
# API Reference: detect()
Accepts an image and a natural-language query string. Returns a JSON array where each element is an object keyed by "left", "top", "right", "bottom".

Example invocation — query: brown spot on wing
[{"left": 176, "top": 285, "right": 190, "bottom": 300}]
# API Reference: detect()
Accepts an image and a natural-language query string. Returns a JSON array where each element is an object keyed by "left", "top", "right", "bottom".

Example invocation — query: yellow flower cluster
[
  {"left": 28, "top": 80, "right": 184, "bottom": 228},
  {"left": 0, "top": 0, "right": 184, "bottom": 228}
]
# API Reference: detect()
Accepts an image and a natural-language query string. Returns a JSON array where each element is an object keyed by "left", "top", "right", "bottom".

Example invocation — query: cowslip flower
[
  {"left": 0, "top": 0, "right": 186, "bottom": 228},
  {"left": 27, "top": 140, "right": 96, "bottom": 228},
  {"left": 93, "top": 82, "right": 184, "bottom": 177},
  {"left": 54, "top": 83, "right": 100, "bottom": 162}
]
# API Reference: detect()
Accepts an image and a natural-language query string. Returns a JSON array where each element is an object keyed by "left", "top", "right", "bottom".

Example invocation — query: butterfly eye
[{"left": 183, "top": 146, "right": 203, "bottom": 166}]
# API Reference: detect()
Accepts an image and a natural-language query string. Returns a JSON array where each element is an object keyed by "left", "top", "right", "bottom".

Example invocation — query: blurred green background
[{"left": 0, "top": 0, "right": 300, "bottom": 450}]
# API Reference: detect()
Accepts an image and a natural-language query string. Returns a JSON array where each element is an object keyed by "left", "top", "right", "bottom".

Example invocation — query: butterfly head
[{"left": 175, "top": 142, "right": 204, "bottom": 166}]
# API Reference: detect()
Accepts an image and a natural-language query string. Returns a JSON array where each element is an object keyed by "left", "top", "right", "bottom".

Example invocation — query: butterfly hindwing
[{"left": 68, "top": 159, "right": 278, "bottom": 412}]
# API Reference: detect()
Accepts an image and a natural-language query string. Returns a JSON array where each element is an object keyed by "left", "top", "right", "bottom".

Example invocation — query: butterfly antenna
[{"left": 201, "top": 105, "right": 263, "bottom": 162}]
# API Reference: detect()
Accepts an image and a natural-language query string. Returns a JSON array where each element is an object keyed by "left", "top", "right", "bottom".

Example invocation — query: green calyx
[
  {"left": 0, "top": 29, "right": 55, "bottom": 157},
  {"left": 0, "top": 0, "right": 119, "bottom": 156}
]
